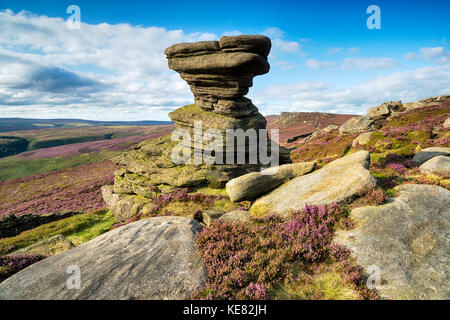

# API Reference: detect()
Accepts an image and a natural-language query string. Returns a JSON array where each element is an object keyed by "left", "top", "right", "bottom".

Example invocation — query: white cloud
[
  {"left": 420, "top": 47, "right": 450, "bottom": 64},
  {"left": 347, "top": 47, "right": 360, "bottom": 54},
  {"left": 261, "top": 27, "right": 285, "bottom": 39},
  {"left": 0, "top": 10, "right": 218, "bottom": 120},
  {"left": 305, "top": 59, "right": 335, "bottom": 69},
  {"left": 403, "top": 52, "right": 419, "bottom": 60},
  {"left": 327, "top": 47, "right": 343, "bottom": 55},
  {"left": 341, "top": 57, "right": 399, "bottom": 70},
  {"left": 255, "top": 64, "right": 450, "bottom": 115}
]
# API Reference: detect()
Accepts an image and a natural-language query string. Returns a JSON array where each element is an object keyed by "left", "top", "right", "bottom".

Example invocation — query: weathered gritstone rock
[
  {"left": 339, "top": 116, "right": 375, "bottom": 134},
  {"left": 104, "top": 35, "right": 290, "bottom": 221},
  {"left": 366, "top": 101, "right": 401, "bottom": 120},
  {"left": 219, "top": 210, "right": 253, "bottom": 224},
  {"left": 226, "top": 161, "right": 317, "bottom": 202},
  {"left": 402, "top": 95, "right": 450, "bottom": 111},
  {"left": 412, "top": 147, "right": 450, "bottom": 165},
  {"left": 250, "top": 151, "right": 376, "bottom": 218},
  {"left": 165, "top": 35, "right": 271, "bottom": 117},
  {"left": 202, "top": 209, "right": 225, "bottom": 227},
  {"left": 444, "top": 118, "right": 450, "bottom": 129},
  {"left": 419, "top": 155, "right": 450, "bottom": 175},
  {"left": 352, "top": 131, "right": 374, "bottom": 147},
  {"left": 335, "top": 184, "right": 450, "bottom": 300},
  {"left": 0, "top": 217, "right": 207, "bottom": 300}
]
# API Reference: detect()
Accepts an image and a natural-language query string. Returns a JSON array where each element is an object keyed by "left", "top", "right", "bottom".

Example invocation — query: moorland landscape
[
  {"left": 0, "top": 34, "right": 449, "bottom": 301},
  {"left": 0, "top": 1, "right": 449, "bottom": 304}
]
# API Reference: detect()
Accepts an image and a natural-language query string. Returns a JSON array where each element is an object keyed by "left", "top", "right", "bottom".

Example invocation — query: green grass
[
  {"left": 0, "top": 150, "right": 119, "bottom": 180},
  {"left": 271, "top": 269, "right": 360, "bottom": 300},
  {"left": 0, "top": 209, "right": 116, "bottom": 254}
]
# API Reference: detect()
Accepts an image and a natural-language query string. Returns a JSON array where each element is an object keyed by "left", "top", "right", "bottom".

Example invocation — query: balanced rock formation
[
  {"left": 0, "top": 217, "right": 206, "bottom": 300},
  {"left": 335, "top": 184, "right": 450, "bottom": 300},
  {"left": 250, "top": 151, "right": 376, "bottom": 218},
  {"left": 103, "top": 35, "right": 290, "bottom": 221}
]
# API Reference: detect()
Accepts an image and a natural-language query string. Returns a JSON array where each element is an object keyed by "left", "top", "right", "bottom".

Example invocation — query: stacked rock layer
[{"left": 103, "top": 35, "right": 290, "bottom": 221}]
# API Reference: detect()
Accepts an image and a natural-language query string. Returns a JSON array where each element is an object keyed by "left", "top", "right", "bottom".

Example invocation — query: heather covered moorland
[{"left": 1, "top": 97, "right": 450, "bottom": 300}]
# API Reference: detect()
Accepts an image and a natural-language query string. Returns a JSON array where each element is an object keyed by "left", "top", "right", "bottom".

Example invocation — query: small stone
[
  {"left": 202, "top": 210, "right": 225, "bottom": 227},
  {"left": 219, "top": 210, "right": 252, "bottom": 224}
]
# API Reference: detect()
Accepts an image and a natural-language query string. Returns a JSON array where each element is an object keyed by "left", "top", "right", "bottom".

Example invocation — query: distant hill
[
  {"left": 266, "top": 112, "right": 356, "bottom": 145},
  {"left": 0, "top": 118, "right": 172, "bottom": 132}
]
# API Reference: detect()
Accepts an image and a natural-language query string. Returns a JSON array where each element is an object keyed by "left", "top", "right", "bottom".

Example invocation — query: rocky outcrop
[
  {"left": 339, "top": 116, "right": 375, "bottom": 134},
  {"left": 339, "top": 101, "right": 402, "bottom": 135},
  {"left": 366, "top": 101, "right": 401, "bottom": 120},
  {"left": 0, "top": 216, "right": 206, "bottom": 300},
  {"left": 402, "top": 95, "right": 450, "bottom": 111},
  {"left": 103, "top": 35, "right": 291, "bottom": 221},
  {"left": 226, "top": 161, "right": 316, "bottom": 202},
  {"left": 420, "top": 156, "right": 450, "bottom": 175},
  {"left": 9, "top": 234, "right": 74, "bottom": 257},
  {"left": 335, "top": 184, "right": 450, "bottom": 300},
  {"left": 0, "top": 211, "right": 82, "bottom": 239},
  {"left": 412, "top": 147, "right": 450, "bottom": 165},
  {"left": 352, "top": 132, "right": 373, "bottom": 147},
  {"left": 250, "top": 151, "right": 376, "bottom": 218}
]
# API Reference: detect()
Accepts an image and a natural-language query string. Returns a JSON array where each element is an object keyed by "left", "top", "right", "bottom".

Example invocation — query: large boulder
[
  {"left": 412, "top": 147, "right": 450, "bottom": 165},
  {"left": 419, "top": 155, "right": 450, "bottom": 175},
  {"left": 226, "top": 161, "right": 317, "bottom": 202},
  {"left": 0, "top": 216, "right": 206, "bottom": 300},
  {"left": 339, "top": 116, "right": 374, "bottom": 134},
  {"left": 335, "top": 184, "right": 450, "bottom": 300},
  {"left": 250, "top": 151, "right": 376, "bottom": 218}
]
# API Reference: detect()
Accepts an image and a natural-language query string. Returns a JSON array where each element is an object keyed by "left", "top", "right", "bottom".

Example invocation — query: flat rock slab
[
  {"left": 420, "top": 155, "right": 450, "bottom": 175},
  {"left": 335, "top": 184, "right": 450, "bottom": 300},
  {"left": 250, "top": 151, "right": 376, "bottom": 218},
  {"left": 413, "top": 147, "right": 450, "bottom": 165},
  {"left": 0, "top": 216, "right": 206, "bottom": 300}
]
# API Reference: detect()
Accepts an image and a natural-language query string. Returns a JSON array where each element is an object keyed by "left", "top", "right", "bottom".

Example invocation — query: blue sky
[{"left": 0, "top": 0, "right": 449, "bottom": 120}]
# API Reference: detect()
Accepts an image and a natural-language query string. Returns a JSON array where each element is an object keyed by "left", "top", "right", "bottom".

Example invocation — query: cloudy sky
[{"left": 0, "top": 0, "right": 449, "bottom": 121}]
